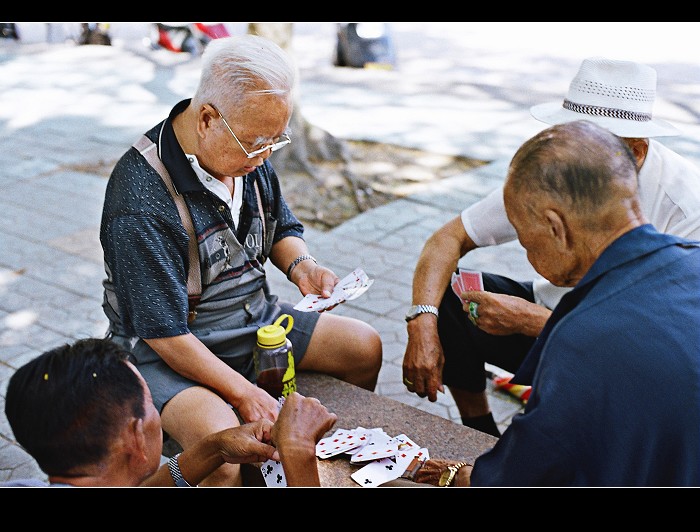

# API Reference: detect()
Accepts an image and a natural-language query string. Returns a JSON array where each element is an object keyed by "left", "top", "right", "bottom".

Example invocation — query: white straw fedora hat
[{"left": 530, "top": 57, "right": 680, "bottom": 138}]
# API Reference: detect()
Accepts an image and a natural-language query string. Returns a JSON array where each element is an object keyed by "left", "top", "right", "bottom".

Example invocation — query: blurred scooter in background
[
  {"left": 333, "top": 23, "right": 397, "bottom": 69},
  {"left": 150, "top": 22, "right": 230, "bottom": 54}
]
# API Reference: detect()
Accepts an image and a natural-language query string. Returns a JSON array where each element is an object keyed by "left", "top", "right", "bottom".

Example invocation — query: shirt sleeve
[
  {"left": 460, "top": 185, "right": 517, "bottom": 247},
  {"left": 638, "top": 141, "right": 700, "bottom": 241},
  {"left": 109, "top": 211, "right": 191, "bottom": 339}
]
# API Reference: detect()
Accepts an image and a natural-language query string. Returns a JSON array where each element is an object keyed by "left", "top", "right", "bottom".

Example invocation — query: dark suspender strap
[
  {"left": 253, "top": 179, "right": 266, "bottom": 241},
  {"left": 132, "top": 134, "right": 201, "bottom": 322}
]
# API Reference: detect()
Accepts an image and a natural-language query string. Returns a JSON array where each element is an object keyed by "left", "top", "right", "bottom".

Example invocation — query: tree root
[{"left": 271, "top": 109, "right": 370, "bottom": 213}]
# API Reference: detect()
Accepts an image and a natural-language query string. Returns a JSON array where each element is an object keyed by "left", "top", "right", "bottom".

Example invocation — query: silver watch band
[
  {"left": 168, "top": 452, "right": 192, "bottom": 487},
  {"left": 286, "top": 254, "right": 317, "bottom": 281},
  {"left": 416, "top": 304, "right": 439, "bottom": 316},
  {"left": 405, "top": 304, "right": 439, "bottom": 322}
]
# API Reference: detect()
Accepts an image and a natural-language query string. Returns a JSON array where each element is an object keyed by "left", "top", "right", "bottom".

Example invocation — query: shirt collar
[
  {"left": 577, "top": 224, "right": 687, "bottom": 290},
  {"left": 158, "top": 99, "right": 205, "bottom": 194}
]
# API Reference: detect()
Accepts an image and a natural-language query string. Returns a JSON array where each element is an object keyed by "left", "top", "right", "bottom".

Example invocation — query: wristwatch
[
  {"left": 439, "top": 461, "right": 468, "bottom": 487},
  {"left": 405, "top": 304, "right": 439, "bottom": 322},
  {"left": 168, "top": 453, "right": 193, "bottom": 487}
]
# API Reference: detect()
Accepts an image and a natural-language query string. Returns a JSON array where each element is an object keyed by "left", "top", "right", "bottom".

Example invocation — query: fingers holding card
[{"left": 294, "top": 267, "right": 374, "bottom": 312}]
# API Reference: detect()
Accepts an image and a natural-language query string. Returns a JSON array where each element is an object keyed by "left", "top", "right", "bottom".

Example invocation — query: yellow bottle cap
[{"left": 257, "top": 314, "right": 294, "bottom": 348}]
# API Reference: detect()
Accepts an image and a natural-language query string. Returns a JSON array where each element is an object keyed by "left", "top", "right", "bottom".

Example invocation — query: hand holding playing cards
[
  {"left": 273, "top": 392, "right": 338, "bottom": 447},
  {"left": 292, "top": 260, "right": 340, "bottom": 301},
  {"left": 145, "top": 420, "right": 279, "bottom": 487},
  {"left": 294, "top": 268, "right": 374, "bottom": 313},
  {"left": 460, "top": 290, "right": 551, "bottom": 337},
  {"left": 234, "top": 382, "right": 286, "bottom": 424},
  {"left": 214, "top": 420, "right": 279, "bottom": 465},
  {"left": 270, "top": 392, "right": 338, "bottom": 486}
]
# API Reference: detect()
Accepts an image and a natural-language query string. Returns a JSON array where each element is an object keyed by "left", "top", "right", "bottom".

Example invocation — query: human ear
[
  {"left": 197, "top": 104, "right": 218, "bottom": 138},
  {"left": 544, "top": 208, "right": 568, "bottom": 249},
  {"left": 128, "top": 417, "right": 149, "bottom": 463},
  {"left": 624, "top": 138, "right": 649, "bottom": 170}
]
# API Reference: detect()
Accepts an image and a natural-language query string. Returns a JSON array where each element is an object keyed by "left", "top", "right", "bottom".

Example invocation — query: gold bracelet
[{"left": 438, "top": 461, "right": 468, "bottom": 487}]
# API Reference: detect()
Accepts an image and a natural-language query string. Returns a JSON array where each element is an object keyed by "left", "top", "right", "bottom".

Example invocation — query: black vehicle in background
[{"left": 334, "top": 23, "right": 397, "bottom": 69}]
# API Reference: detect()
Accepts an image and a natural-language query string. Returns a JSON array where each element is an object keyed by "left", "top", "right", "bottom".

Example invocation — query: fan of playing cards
[
  {"left": 451, "top": 268, "right": 484, "bottom": 298},
  {"left": 260, "top": 426, "right": 429, "bottom": 487},
  {"left": 293, "top": 267, "right": 374, "bottom": 312}
]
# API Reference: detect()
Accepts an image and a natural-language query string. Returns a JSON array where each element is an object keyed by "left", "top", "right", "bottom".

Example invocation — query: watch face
[
  {"left": 405, "top": 305, "right": 437, "bottom": 322},
  {"left": 438, "top": 468, "right": 453, "bottom": 487}
]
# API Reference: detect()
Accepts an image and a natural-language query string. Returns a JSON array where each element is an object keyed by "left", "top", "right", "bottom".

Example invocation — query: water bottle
[{"left": 254, "top": 314, "right": 296, "bottom": 399}]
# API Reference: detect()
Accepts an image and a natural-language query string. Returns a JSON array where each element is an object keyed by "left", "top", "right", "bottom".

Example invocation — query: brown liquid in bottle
[{"left": 256, "top": 367, "right": 286, "bottom": 399}]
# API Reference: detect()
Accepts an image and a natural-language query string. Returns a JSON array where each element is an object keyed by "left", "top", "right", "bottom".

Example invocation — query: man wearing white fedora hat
[{"left": 402, "top": 57, "right": 700, "bottom": 437}]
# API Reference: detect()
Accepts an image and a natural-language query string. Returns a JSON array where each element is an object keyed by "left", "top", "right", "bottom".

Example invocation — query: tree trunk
[{"left": 246, "top": 23, "right": 368, "bottom": 212}]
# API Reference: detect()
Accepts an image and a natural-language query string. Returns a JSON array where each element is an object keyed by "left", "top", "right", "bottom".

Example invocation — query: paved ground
[{"left": 2, "top": 22, "right": 700, "bottom": 483}]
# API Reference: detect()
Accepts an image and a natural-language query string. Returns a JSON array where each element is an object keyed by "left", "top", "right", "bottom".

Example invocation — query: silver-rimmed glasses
[{"left": 211, "top": 104, "right": 291, "bottom": 159}]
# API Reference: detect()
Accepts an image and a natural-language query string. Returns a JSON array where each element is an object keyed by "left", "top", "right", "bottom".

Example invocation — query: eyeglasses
[{"left": 211, "top": 104, "right": 291, "bottom": 159}]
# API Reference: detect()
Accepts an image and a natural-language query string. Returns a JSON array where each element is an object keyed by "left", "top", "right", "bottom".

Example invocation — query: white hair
[{"left": 192, "top": 34, "right": 297, "bottom": 114}]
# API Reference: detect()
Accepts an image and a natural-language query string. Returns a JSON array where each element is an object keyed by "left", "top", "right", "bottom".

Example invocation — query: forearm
[
  {"left": 271, "top": 392, "right": 336, "bottom": 486},
  {"left": 144, "top": 334, "right": 254, "bottom": 405},
  {"left": 269, "top": 235, "right": 310, "bottom": 277},
  {"left": 278, "top": 441, "right": 321, "bottom": 486},
  {"left": 412, "top": 216, "right": 476, "bottom": 306},
  {"left": 412, "top": 248, "right": 456, "bottom": 307},
  {"left": 141, "top": 436, "right": 223, "bottom": 487}
]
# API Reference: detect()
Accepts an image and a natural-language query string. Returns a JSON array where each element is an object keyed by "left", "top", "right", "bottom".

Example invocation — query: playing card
[
  {"left": 350, "top": 431, "right": 399, "bottom": 463},
  {"left": 341, "top": 279, "right": 374, "bottom": 301},
  {"left": 393, "top": 434, "right": 426, "bottom": 474},
  {"left": 394, "top": 433, "right": 418, "bottom": 454},
  {"left": 339, "top": 268, "right": 374, "bottom": 300},
  {"left": 399, "top": 448, "right": 429, "bottom": 479},
  {"left": 459, "top": 269, "right": 484, "bottom": 292},
  {"left": 260, "top": 459, "right": 287, "bottom": 487},
  {"left": 343, "top": 427, "right": 374, "bottom": 455},
  {"left": 350, "top": 440, "right": 429, "bottom": 486},
  {"left": 451, "top": 272, "right": 465, "bottom": 298},
  {"left": 294, "top": 293, "right": 333, "bottom": 312},
  {"left": 315, "top": 428, "right": 367, "bottom": 459},
  {"left": 313, "top": 425, "right": 432, "bottom": 486},
  {"left": 294, "top": 267, "right": 373, "bottom": 312},
  {"left": 351, "top": 456, "right": 402, "bottom": 487}
]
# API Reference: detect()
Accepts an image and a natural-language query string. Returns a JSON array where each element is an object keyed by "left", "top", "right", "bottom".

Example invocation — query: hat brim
[{"left": 530, "top": 101, "right": 681, "bottom": 138}]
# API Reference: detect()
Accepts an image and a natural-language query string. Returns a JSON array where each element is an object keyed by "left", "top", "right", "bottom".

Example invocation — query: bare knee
[
  {"left": 353, "top": 324, "right": 382, "bottom": 390},
  {"left": 364, "top": 325, "right": 383, "bottom": 370},
  {"left": 301, "top": 317, "right": 382, "bottom": 391},
  {"left": 161, "top": 386, "right": 243, "bottom": 486}
]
